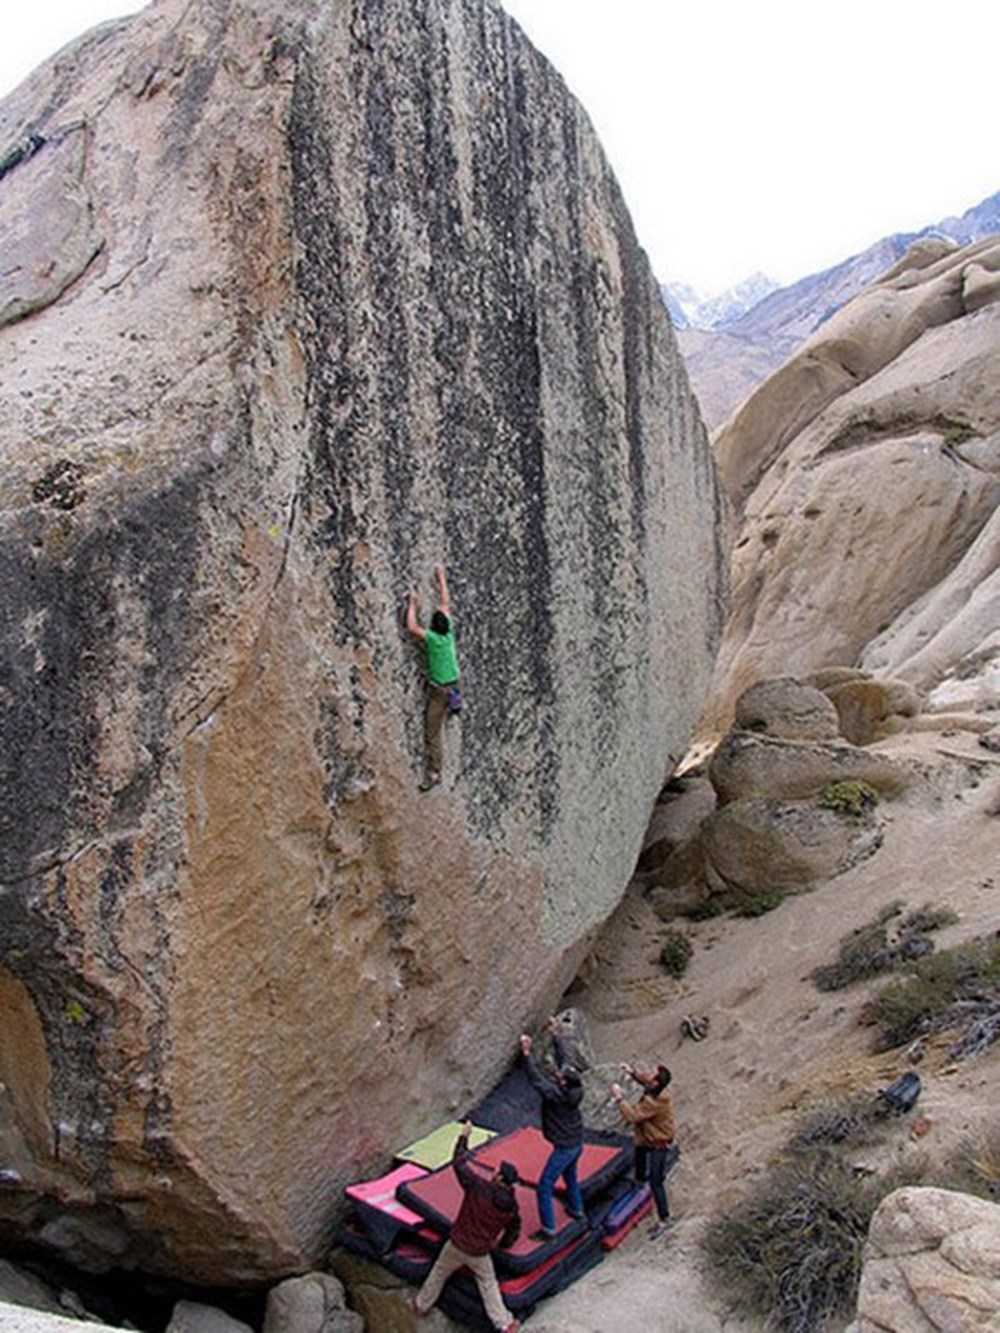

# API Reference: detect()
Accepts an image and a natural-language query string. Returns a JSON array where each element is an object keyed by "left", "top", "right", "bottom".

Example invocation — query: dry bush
[
  {"left": 786, "top": 1093, "right": 881, "bottom": 1154},
  {"left": 864, "top": 936, "right": 1000, "bottom": 1052},
  {"left": 939, "top": 1124, "right": 1000, "bottom": 1201},
  {"left": 810, "top": 901, "right": 958, "bottom": 992},
  {"left": 703, "top": 1150, "right": 922, "bottom": 1333},
  {"left": 703, "top": 1087, "right": 928, "bottom": 1332}
]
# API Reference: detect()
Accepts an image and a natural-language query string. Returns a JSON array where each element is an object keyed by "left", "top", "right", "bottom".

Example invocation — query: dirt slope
[{"left": 530, "top": 726, "right": 1000, "bottom": 1331}]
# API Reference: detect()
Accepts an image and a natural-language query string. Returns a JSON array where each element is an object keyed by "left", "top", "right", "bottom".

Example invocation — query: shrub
[
  {"left": 686, "top": 888, "right": 789, "bottom": 922},
  {"left": 811, "top": 901, "right": 902, "bottom": 990},
  {"left": 659, "top": 930, "right": 693, "bottom": 977},
  {"left": 940, "top": 1124, "right": 1000, "bottom": 1201},
  {"left": 864, "top": 937, "right": 1000, "bottom": 1052},
  {"left": 703, "top": 1153, "right": 921, "bottom": 1333},
  {"left": 819, "top": 779, "right": 879, "bottom": 818},
  {"left": 786, "top": 1093, "right": 880, "bottom": 1153},
  {"left": 941, "top": 417, "right": 976, "bottom": 446},
  {"left": 704, "top": 1090, "right": 927, "bottom": 1333},
  {"left": 810, "top": 901, "right": 957, "bottom": 991},
  {"left": 865, "top": 952, "right": 969, "bottom": 1050},
  {"left": 902, "top": 904, "right": 960, "bottom": 935},
  {"left": 734, "top": 888, "right": 787, "bottom": 918},
  {"left": 688, "top": 898, "right": 726, "bottom": 921}
]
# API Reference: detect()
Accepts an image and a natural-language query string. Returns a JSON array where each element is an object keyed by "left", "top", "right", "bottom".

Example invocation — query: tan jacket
[{"left": 617, "top": 1087, "right": 675, "bottom": 1147}]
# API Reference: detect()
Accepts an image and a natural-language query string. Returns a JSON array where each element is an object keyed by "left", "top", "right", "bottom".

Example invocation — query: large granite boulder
[
  {"left": 707, "top": 728, "right": 913, "bottom": 806},
  {"left": 701, "top": 795, "right": 883, "bottom": 898},
  {"left": 733, "top": 677, "right": 840, "bottom": 741},
  {"left": 811, "top": 674, "right": 921, "bottom": 746},
  {"left": 853, "top": 1186, "right": 1000, "bottom": 1331},
  {"left": 0, "top": 0, "right": 726, "bottom": 1286},
  {"left": 700, "top": 235, "right": 1000, "bottom": 739}
]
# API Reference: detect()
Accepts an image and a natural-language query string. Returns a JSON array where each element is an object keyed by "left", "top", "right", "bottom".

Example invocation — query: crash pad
[
  {"left": 344, "top": 1161, "right": 429, "bottom": 1250},
  {"left": 604, "top": 1182, "right": 650, "bottom": 1231},
  {"left": 474, "top": 1125, "right": 630, "bottom": 1198},
  {"left": 337, "top": 1220, "right": 439, "bottom": 1281},
  {"left": 397, "top": 1167, "right": 587, "bottom": 1275},
  {"left": 439, "top": 1225, "right": 605, "bottom": 1326},
  {"left": 394, "top": 1120, "right": 496, "bottom": 1169},
  {"left": 601, "top": 1184, "right": 653, "bottom": 1250}
]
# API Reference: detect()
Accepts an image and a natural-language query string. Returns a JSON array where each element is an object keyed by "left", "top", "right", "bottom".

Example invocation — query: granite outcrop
[
  {"left": 0, "top": 0, "right": 726, "bottom": 1285},
  {"left": 701, "top": 233, "right": 1000, "bottom": 739},
  {"left": 852, "top": 1187, "right": 1000, "bottom": 1332}
]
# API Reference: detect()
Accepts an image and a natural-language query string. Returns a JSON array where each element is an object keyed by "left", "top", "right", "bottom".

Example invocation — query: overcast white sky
[{"left": 3, "top": 1, "right": 998, "bottom": 295}]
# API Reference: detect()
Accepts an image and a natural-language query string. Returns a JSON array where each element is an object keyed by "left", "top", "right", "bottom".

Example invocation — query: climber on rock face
[{"left": 406, "top": 563, "right": 461, "bottom": 791}]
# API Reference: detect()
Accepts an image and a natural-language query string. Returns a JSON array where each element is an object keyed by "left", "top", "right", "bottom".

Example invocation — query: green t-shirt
[{"left": 424, "top": 627, "right": 459, "bottom": 686}]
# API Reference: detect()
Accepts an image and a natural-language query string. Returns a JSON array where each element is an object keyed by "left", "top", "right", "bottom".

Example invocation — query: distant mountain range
[
  {"left": 661, "top": 272, "right": 780, "bottom": 332},
  {"left": 668, "top": 189, "right": 1000, "bottom": 428},
  {"left": 665, "top": 189, "right": 1000, "bottom": 334}
]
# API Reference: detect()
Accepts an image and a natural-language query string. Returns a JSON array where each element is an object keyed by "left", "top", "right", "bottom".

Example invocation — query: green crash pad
[{"left": 395, "top": 1120, "right": 496, "bottom": 1169}]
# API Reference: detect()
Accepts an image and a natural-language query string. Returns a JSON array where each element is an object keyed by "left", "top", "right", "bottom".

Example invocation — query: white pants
[{"left": 415, "top": 1238, "right": 511, "bottom": 1329}]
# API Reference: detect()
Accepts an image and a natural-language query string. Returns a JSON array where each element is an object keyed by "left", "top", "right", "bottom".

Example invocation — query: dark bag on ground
[{"left": 877, "top": 1071, "right": 921, "bottom": 1115}]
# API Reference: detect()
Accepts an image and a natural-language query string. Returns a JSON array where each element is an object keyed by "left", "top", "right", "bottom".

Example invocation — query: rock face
[
  {"left": 854, "top": 1187, "right": 1000, "bottom": 1331},
  {"left": 0, "top": 0, "right": 726, "bottom": 1287},
  {"left": 700, "top": 233, "right": 1000, "bottom": 738}
]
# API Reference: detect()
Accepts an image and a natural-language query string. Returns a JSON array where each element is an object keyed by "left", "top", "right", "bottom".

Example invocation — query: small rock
[
  {"left": 264, "top": 1273, "right": 363, "bottom": 1333},
  {"left": 166, "top": 1300, "right": 254, "bottom": 1333}
]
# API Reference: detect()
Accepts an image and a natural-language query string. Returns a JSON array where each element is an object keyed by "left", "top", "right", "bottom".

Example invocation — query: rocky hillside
[
  {"left": 679, "top": 190, "right": 1000, "bottom": 429},
  {"left": 700, "top": 231, "right": 1000, "bottom": 742},
  {"left": 528, "top": 705, "right": 1000, "bottom": 1331},
  {"left": 0, "top": 0, "right": 726, "bottom": 1287}
]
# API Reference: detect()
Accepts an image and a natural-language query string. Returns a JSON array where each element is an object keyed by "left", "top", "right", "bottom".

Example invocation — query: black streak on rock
[
  {"left": 288, "top": 55, "right": 365, "bottom": 649},
  {"left": 0, "top": 470, "right": 208, "bottom": 879},
  {"left": 0, "top": 460, "right": 230, "bottom": 1191}
]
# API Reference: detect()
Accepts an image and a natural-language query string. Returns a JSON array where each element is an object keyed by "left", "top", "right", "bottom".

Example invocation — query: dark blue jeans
[
  {"left": 635, "top": 1144, "right": 671, "bottom": 1222},
  {"left": 538, "top": 1143, "right": 584, "bottom": 1231}
]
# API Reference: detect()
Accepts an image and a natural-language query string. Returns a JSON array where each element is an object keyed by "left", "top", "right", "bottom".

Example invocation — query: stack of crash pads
[{"left": 338, "top": 1119, "right": 669, "bottom": 1330}]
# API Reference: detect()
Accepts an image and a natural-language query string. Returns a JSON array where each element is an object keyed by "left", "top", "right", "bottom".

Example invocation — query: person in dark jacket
[
  {"left": 411, "top": 1121, "right": 521, "bottom": 1332},
  {"left": 520, "top": 1021, "right": 586, "bottom": 1239}
]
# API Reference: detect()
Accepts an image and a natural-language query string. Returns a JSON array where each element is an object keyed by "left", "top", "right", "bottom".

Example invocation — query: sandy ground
[{"left": 525, "top": 727, "right": 1000, "bottom": 1331}]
